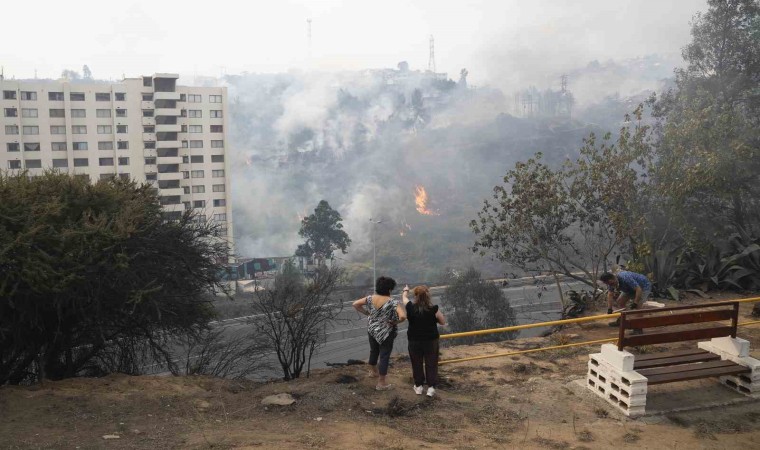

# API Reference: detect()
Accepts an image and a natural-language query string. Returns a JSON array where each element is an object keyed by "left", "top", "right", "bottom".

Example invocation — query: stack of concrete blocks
[
  {"left": 586, "top": 344, "right": 648, "bottom": 416},
  {"left": 698, "top": 337, "right": 760, "bottom": 396}
]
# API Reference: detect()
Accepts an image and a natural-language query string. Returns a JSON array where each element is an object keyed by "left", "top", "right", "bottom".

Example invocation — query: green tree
[
  {"left": 651, "top": 0, "right": 760, "bottom": 244},
  {"left": 295, "top": 200, "right": 351, "bottom": 264},
  {"left": 441, "top": 268, "right": 517, "bottom": 345},
  {"left": 0, "top": 172, "right": 230, "bottom": 384}
]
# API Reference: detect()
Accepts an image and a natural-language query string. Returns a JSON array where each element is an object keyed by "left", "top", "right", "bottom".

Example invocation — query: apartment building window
[
  {"left": 142, "top": 93, "right": 153, "bottom": 101},
  {"left": 3, "top": 91, "right": 17, "bottom": 100},
  {"left": 143, "top": 77, "right": 153, "bottom": 87},
  {"left": 25, "top": 159, "right": 42, "bottom": 169},
  {"left": 72, "top": 125, "right": 87, "bottom": 134},
  {"left": 182, "top": 155, "right": 189, "bottom": 163},
  {"left": 71, "top": 109, "right": 86, "bottom": 118},
  {"left": 212, "top": 184, "right": 225, "bottom": 193},
  {"left": 182, "top": 171, "right": 189, "bottom": 179},
  {"left": 211, "top": 155, "right": 224, "bottom": 163},
  {"left": 21, "top": 108, "right": 38, "bottom": 118},
  {"left": 212, "top": 169, "right": 224, "bottom": 177},
  {"left": 188, "top": 94, "right": 202, "bottom": 103},
  {"left": 115, "top": 93, "right": 126, "bottom": 101},
  {"left": 7, "top": 143, "right": 20, "bottom": 152},
  {"left": 118, "top": 173, "right": 129, "bottom": 180},
  {"left": 96, "top": 109, "right": 112, "bottom": 118},
  {"left": 100, "top": 174, "right": 115, "bottom": 181},
  {"left": 73, "top": 158, "right": 88, "bottom": 167},
  {"left": 52, "top": 142, "right": 67, "bottom": 151},
  {"left": 213, "top": 199, "right": 226, "bottom": 207},
  {"left": 5, "top": 125, "right": 19, "bottom": 135},
  {"left": 179, "top": 94, "right": 187, "bottom": 102},
  {"left": 70, "top": 92, "right": 85, "bottom": 101},
  {"left": 118, "top": 157, "right": 129, "bottom": 165},
  {"left": 49, "top": 108, "right": 65, "bottom": 118},
  {"left": 117, "top": 141, "right": 128, "bottom": 150},
  {"left": 193, "top": 200, "right": 206, "bottom": 208},
  {"left": 8, "top": 160, "right": 21, "bottom": 169},
  {"left": 20, "top": 91, "right": 37, "bottom": 101},
  {"left": 188, "top": 110, "right": 202, "bottom": 118},
  {"left": 210, "top": 110, "right": 223, "bottom": 118},
  {"left": 143, "top": 126, "right": 155, "bottom": 133},
  {"left": 99, "top": 158, "right": 114, "bottom": 166},
  {"left": 4, "top": 108, "right": 17, "bottom": 117},
  {"left": 189, "top": 140, "right": 203, "bottom": 148},
  {"left": 191, "top": 170, "right": 204, "bottom": 178},
  {"left": 73, "top": 142, "right": 88, "bottom": 151},
  {"left": 144, "top": 157, "right": 156, "bottom": 165},
  {"left": 192, "top": 185, "right": 205, "bottom": 193},
  {"left": 50, "top": 126, "right": 66, "bottom": 134},
  {"left": 144, "top": 141, "right": 156, "bottom": 149},
  {"left": 23, "top": 126, "right": 39, "bottom": 135},
  {"left": 96, "top": 93, "right": 111, "bottom": 101},
  {"left": 209, "top": 95, "right": 222, "bottom": 103},
  {"left": 116, "top": 109, "right": 127, "bottom": 117},
  {"left": 24, "top": 143, "right": 40, "bottom": 152},
  {"left": 181, "top": 140, "right": 188, "bottom": 148},
  {"left": 183, "top": 187, "right": 190, "bottom": 194},
  {"left": 189, "top": 125, "right": 202, "bottom": 133},
  {"left": 116, "top": 125, "right": 127, "bottom": 133},
  {"left": 49, "top": 92, "right": 64, "bottom": 101},
  {"left": 142, "top": 109, "right": 154, "bottom": 117},
  {"left": 52, "top": 159, "right": 68, "bottom": 168},
  {"left": 146, "top": 173, "right": 157, "bottom": 181},
  {"left": 213, "top": 213, "right": 227, "bottom": 221},
  {"left": 210, "top": 125, "right": 223, "bottom": 133},
  {"left": 98, "top": 141, "right": 114, "bottom": 150},
  {"left": 97, "top": 125, "right": 112, "bottom": 134},
  {"left": 181, "top": 125, "right": 187, "bottom": 132},
  {"left": 191, "top": 155, "right": 204, "bottom": 163}
]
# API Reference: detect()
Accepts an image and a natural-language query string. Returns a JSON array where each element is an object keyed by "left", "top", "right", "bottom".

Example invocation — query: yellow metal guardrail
[{"left": 438, "top": 297, "right": 760, "bottom": 366}]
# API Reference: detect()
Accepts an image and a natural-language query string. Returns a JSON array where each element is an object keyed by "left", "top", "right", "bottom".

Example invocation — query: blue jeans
[{"left": 368, "top": 330, "right": 396, "bottom": 376}]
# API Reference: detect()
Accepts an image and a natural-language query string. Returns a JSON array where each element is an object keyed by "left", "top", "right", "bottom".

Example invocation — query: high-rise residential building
[{"left": 0, "top": 73, "right": 233, "bottom": 241}]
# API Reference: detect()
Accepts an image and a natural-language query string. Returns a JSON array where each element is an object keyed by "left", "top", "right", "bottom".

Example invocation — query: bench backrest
[{"left": 617, "top": 301, "right": 739, "bottom": 351}]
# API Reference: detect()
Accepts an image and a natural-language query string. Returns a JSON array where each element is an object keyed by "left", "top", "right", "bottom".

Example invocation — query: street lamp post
[{"left": 369, "top": 217, "right": 383, "bottom": 288}]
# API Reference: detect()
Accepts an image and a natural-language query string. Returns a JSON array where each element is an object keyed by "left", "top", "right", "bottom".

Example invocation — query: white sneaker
[
  {"left": 413, "top": 385, "right": 424, "bottom": 395},
  {"left": 426, "top": 387, "right": 436, "bottom": 397}
]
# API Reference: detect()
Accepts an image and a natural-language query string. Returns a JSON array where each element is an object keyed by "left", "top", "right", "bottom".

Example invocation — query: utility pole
[{"left": 369, "top": 218, "right": 383, "bottom": 287}]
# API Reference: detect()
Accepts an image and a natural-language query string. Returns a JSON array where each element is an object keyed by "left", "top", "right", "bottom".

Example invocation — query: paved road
[{"left": 144, "top": 279, "right": 585, "bottom": 377}]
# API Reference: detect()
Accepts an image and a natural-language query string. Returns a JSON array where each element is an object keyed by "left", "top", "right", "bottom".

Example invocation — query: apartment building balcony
[
  {"left": 157, "top": 155, "right": 182, "bottom": 165},
  {"left": 155, "top": 108, "right": 182, "bottom": 117},
  {"left": 157, "top": 171, "right": 182, "bottom": 181},
  {"left": 141, "top": 101, "right": 154, "bottom": 110},
  {"left": 155, "top": 124, "right": 181, "bottom": 133},
  {"left": 158, "top": 186, "right": 184, "bottom": 197},
  {"left": 154, "top": 92, "right": 181, "bottom": 101},
  {"left": 142, "top": 117, "right": 156, "bottom": 126},
  {"left": 144, "top": 163, "right": 157, "bottom": 173},
  {"left": 156, "top": 140, "right": 180, "bottom": 148}
]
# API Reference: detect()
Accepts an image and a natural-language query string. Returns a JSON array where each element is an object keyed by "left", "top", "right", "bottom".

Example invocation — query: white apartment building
[{"left": 0, "top": 73, "right": 233, "bottom": 241}]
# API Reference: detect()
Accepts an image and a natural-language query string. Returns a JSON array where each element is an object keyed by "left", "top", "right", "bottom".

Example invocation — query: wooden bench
[
  {"left": 587, "top": 301, "right": 759, "bottom": 416},
  {"left": 620, "top": 302, "right": 750, "bottom": 385}
]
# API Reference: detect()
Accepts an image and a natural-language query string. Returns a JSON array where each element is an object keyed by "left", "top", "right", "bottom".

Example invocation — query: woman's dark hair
[
  {"left": 413, "top": 285, "right": 432, "bottom": 313},
  {"left": 375, "top": 276, "right": 397, "bottom": 296},
  {"left": 599, "top": 272, "right": 616, "bottom": 283}
]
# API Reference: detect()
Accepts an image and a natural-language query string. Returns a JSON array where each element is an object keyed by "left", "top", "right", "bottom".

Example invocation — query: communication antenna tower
[
  {"left": 428, "top": 35, "right": 436, "bottom": 73},
  {"left": 307, "top": 18, "right": 312, "bottom": 57},
  {"left": 560, "top": 74, "right": 568, "bottom": 93}
]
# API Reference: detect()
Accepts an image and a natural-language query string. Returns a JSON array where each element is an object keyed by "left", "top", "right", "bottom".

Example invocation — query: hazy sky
[{"left": 1, "top": 0, "right": 707, "bottom": 86}]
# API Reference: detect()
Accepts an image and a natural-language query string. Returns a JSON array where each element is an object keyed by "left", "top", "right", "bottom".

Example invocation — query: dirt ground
[{"left": 2, "top": 295, "right": 760, "bottom": 449}]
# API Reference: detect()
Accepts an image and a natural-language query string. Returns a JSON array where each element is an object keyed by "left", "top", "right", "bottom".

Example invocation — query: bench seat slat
[
  {"left": 633, "top": 349, "right": 710, "bottom": 362},
  {"left": 637, "top": 359, "right": 738, "bottom": 377},
  {"left": 634, "top": 352, "right": 721, "bottom": 370},
  {"left": 645, "top": 364, "right": 750, "bottom": 385}
]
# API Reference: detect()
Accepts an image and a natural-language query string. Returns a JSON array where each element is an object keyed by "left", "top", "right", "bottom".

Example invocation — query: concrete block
[
  {"left": 700, "top": 337, "right": 749, "bottom": 357},
  {"left": 600, "top": 344, "right": 635, "bottom": 371}
]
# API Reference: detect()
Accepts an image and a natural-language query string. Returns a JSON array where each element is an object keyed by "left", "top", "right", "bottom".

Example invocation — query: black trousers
[
  {"left": 368, "top": 331, "right": 396, "bottom": 376},
  {"left": 408, "top": 339, "right": 439, "bottom": 387}
]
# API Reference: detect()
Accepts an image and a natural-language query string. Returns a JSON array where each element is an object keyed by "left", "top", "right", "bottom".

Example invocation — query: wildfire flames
[{"left": 414, "top": 185, "right": 439, "bottom": 216}]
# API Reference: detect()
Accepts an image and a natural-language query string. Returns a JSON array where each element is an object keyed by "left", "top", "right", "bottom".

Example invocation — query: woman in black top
[{"left": 402, "top": 285, "right": 446, "bottom": 397}]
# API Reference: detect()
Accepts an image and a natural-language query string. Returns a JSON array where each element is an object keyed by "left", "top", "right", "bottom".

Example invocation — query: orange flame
[{"left": 414, "top": 185, "right": 439, "bottom": 216}]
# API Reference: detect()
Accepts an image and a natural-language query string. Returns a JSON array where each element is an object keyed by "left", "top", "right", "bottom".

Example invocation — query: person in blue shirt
[{"left": 599, "top": 271, "right": 652, "bottom": 327}]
